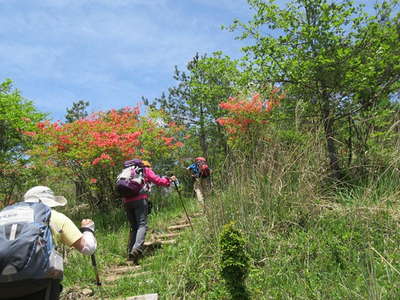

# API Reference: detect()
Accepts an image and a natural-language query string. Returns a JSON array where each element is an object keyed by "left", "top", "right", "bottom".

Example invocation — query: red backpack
[{"left": 197, "top": 160, "right": 210, "bottom": 178}]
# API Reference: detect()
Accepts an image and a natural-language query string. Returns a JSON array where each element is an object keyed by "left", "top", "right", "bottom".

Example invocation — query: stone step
[{"left": 122, "top": 293, "right": 158, "bottom": 300}]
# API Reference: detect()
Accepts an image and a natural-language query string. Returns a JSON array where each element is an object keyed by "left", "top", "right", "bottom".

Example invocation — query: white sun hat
[{"left": 24, "top": 186, "right": 67, "bottom": 208}]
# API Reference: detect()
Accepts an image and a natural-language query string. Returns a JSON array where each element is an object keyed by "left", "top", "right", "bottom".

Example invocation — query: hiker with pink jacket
[{"left": 116, "top": 159, "right": 176, "bottom": 263}]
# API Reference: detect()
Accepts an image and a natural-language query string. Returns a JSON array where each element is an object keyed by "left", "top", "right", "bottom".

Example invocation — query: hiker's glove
[
  {"left": 79, "top": 219, "right": 97, "bottom": 255},
  {"left": 80, "top": 219, "right": 95, "bottom": 233}
]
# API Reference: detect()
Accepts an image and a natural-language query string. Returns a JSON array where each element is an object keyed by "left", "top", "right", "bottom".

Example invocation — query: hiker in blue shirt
[{"left": 187, "top": 157, "right": 211, "bottom": 206}]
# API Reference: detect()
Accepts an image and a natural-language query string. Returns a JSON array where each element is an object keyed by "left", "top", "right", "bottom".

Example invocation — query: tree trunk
[
  {"left": 199, "top": 102, "right": 208, "bottom": 157},
  {"left": 74, "top": 180, "right": 85, "bottom": 202},
  {"left": 347, "top": 115, "right": 352, "bottom": 167},
  {"left": 321, "top": 98, "right": 342, "bottom": 180},
  {"left": 216, "top": 123, "right": 229, "bottom": 156}
]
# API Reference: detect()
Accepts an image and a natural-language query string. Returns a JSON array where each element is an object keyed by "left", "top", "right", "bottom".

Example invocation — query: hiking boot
[
  {"left": 127, "top": 249, "right": 141, "bottom": 264},
  {"left": 127, "top": 254, "right": 138, "bottom": 264}
]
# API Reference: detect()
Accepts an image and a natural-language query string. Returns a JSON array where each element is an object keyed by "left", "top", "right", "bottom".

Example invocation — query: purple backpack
[{"left": 115, "top": 159, "right": 146, "bottom": 197}]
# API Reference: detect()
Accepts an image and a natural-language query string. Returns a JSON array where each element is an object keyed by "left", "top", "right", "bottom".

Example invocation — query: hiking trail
[{"left": 61, "top": 212, "right": 203, "bottom": 300}]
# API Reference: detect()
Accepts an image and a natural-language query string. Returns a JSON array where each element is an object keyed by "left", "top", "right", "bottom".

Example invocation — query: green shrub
[{"left": 219, "top": 222, "right": 250, "bottom": 299}]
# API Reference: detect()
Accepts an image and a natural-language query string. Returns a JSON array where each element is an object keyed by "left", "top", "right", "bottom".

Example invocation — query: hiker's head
[
  {"left": 24, "top": 186, "right": 67, "bottom": 208},
  {"left": 142, "top": 160, "right": 152, "bottom": 167},
  {"left": 195, "top": 157, "right": 206, "bottom": 162}
]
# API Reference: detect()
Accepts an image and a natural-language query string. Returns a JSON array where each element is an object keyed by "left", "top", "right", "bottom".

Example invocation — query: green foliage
[
  {"left": 25, "top": 107, "right": 185, "bottom": 210},
  {"left": 0, "top": 79, "right": 46, "bottom": 161},
  {"left": 219, "top": 222, "right": 250, "bottom": 299},
  {"left": 2, "top": 1, "right": 400, "bottom": 298},
  {"left": 62, "top": 192, "right": 205, "bottom": 299},
  {"left": 60, "top": 137, "right": 400, "bottom": 299},
  {"left": 204, "top": 134, "right": 400, "bottom": 298},
  {"left": 65, "top": 100, "right": 90, "bottom": 123},
  {"left": 0, "top": 79, "right": 46, "bottom": 204},
  {"left": 145, "top": 52, "right": 245, "bottom": 167},
  {"left": 230, "top": 0, "right": 400, "bottom": 178}
]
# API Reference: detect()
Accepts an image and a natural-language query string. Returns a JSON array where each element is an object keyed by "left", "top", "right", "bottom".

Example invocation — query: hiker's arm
[
  {"left": 72, "top": 219, "right": 97, "bottom": 255},
  {"left": 187, "top": 164, "right": 197, "bottom": 177},
  {"left": 145, "top": 168, "right": 172, "bottom": 187}
]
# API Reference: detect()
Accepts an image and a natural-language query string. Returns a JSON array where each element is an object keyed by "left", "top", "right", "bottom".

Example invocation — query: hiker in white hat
[
  {"left": 0, "top": 186, "right": 98, "bottom": 300},
  {"left": 24, "top": 185, "right": 68, "bottom": 208},
  {"left": 23, "top": 186, "right": 97, "bottom": 255}
]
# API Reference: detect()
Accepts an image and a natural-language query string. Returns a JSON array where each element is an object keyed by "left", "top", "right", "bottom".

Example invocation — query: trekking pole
[
  {"left": 173, "top": 181, "right": 193, "bottom": 231},
  {"left": 80, "top": 226, "right": 103, "bottom": 298},
  {"left": 91, "top": 253, "right": 106, "bottom": 300},
  {"left": 91, "top": 254, "right": 101, "bottom": 286}
]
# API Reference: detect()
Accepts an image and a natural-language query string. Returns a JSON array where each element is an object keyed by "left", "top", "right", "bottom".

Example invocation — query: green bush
[{"left": 219, "top": 222, "right": 250, "bottom": 299}]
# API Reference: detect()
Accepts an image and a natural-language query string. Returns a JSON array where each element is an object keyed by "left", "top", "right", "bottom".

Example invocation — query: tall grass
[
  {"left": 59, "top": 130, "right": 400, "bottom": 299},
  {"left": 197, "top": 131, "right": 400, "bottom": 299},
  {"left": 61, "top": 188, "right": 203, "bottom": 299}
]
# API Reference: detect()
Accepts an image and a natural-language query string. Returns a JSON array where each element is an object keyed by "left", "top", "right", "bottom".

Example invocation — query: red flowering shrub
[
  {"left": 217, "top": 88, "right": 284, "bottom": 140},
  {"left": 25, "top": 106, "right": 184, "bottom": 209}
]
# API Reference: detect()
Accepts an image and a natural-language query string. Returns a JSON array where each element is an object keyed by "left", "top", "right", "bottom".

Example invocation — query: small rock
[{"left": 81, "top": 288, "right": 94, "bottom": 296}]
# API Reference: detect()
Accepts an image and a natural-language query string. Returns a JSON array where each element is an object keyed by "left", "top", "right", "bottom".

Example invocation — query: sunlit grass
[{"left": 60, "top": 135, "right": 400, "bottom": 299}]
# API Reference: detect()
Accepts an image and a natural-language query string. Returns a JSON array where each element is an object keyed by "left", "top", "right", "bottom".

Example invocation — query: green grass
[
  {"left": 61, "top": 190, "right": 205, "bottom": 299},
  {"left": 60, "top": 158, "right": 400, "bottom": 299},
  {"left": 203, "top": 164, "right": 400, "bottom": 299}
]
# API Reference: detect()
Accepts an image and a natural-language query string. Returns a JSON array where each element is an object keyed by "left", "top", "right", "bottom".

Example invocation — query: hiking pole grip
[
  {"left": 173, "top": 181, "right": 193, "bottom": 230},
  {"left": 91, "top": 254, "right": 101, "bottom": 286}
]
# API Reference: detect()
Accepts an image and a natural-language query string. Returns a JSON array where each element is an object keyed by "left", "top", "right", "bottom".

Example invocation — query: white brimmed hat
[{"left": 24, "top": 186, "right": 67, "bottom": 208}]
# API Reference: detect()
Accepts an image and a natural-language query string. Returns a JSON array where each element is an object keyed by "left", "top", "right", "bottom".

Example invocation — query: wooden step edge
[
  {"left": 104, "top": 271, "right": 153, "bottom": 283},
  {"left": 167, "top": 224, "right": 191, "bottom": 230},
  {"left": 157, "top": 239, "right": 176, "bottom": 245},
  {"left": 153, "top": 232, "right": 181, "bottom": 239},
  {"left": 107, "top": 265, "right": 142, "bottom": 275},
  {"left": 190, "top": 212, "right": 204, "bottom": 218},
  {"left": 144, "top": 240, "right": 176, "bottom": 247},
  {"left": 175, "top": 219, "right": 191, "bottom": 225}
]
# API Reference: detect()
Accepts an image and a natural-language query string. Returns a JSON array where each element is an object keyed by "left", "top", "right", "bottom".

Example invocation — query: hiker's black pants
[{"left": 124, "top": 199, "right": 149, "bottom": 254}]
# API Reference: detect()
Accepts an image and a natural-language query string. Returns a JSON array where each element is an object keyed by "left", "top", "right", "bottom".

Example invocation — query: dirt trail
[{"left": 61, "top": 213, "right": 202, "bottom": 300}]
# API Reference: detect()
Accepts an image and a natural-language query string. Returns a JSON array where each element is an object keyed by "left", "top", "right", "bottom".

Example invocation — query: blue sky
[
  {"left": 0, "top": 0, "right": 252, "bottom": 121},
  {"left": 0, "top": 1, "right": 383, "bottom": 121}
]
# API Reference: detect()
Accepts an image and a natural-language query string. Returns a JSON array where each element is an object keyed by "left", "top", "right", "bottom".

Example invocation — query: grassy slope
[
  {"left": 61, "top": 166, "right": 400, "bottom": 299},
  {"left": 61, "top": 191, "right": 211, "bottom": 299}
]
